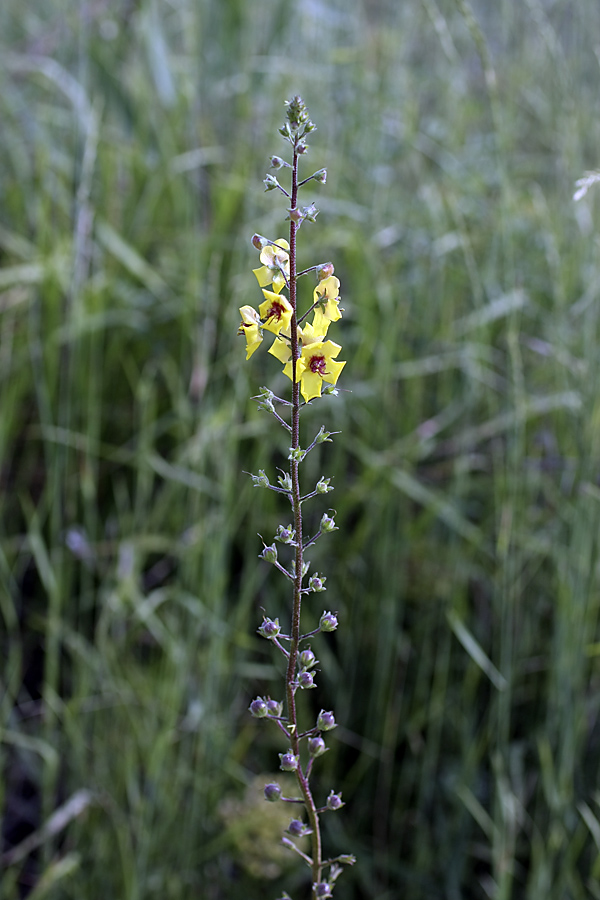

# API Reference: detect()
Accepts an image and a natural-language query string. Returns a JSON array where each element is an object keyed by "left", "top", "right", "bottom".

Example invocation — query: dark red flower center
[
  {"left": 309, "top": 354, "right": 327, "bottom": 375},
  {"left": 266, "top": 302, "right": 284, "bottom": 322}
]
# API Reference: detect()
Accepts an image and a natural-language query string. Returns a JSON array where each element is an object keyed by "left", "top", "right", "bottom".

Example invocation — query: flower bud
[
  {"left": 298, "top": 670, "right": 316, "bottom": 689},
  {"left": 316, "top": 477, "right": 333, "bottom": 494},
  {"left": 276, "top": 524, "right": 296, "bottom": 544},
  {"left": 278, "top": 472, "right": 292, "bottom": 491},
  {"left": 320, "top": 512, "right": 338, "bottom": 534},
  {"left": 308, "top": 736, "right": 326, "bottom": 757},
  {"left": 326, "top": 790, "right": 344, "bottom": 810},
  {"left": 270, "top": 155, "right": 289, "bottom": 169},
  {"left": 258, "top": 617, "right": 281, "bottom": 639},
  {"left": 252, "top": 233, "right": 269, "bottom": 250},
  {"left": 287, "top": 207, "right": 304, "bottom": 224},
  {"left": 279, "top": 750, "right": 299, "bottom": 772},
  {"left": 321, "top": 385, "right": 339, "bottom": 396},
  {"left": 317, "top": 710, "right": 337, "bottom": 731},
  {"left": 319, "top": 611, "right": 338, "bottom": 632},
  {"left": 288, "top": 446, "right": 306, "bottom": 462},
  {"left": 249, "top": 697, "right": 268, "bottom": 718},
  {"left": 251, "top": 470, "right": 269, "bottom": 488},
  {"left": 287, "top": 818, "right": 313, "bottom": 837},
  {"left": 303, "top": 202, "right": 319, "bottom": 222},
  {"left": 267, "top": 698, "right": 283, "bottom": 716},
  {"left": 264, "top": 782, "right": 282, "bottom": 802},
  {"left": 316, "top": 262, "right": 335, "bottom": 281},
  {"left": 312, "top": 168, "right": 327, "bottom": 184},
  {"left": 314, "top": 883, "right": 333, "bottom": 898},
  {"left": 263, "top": 173, "right": 280, "bottom": 191},
  {"left": 259, "top": 543, "right": 278, "bottom": 564},
  {"left": 315, "top": 426, "right": 333, "bottom": 443},
  {"left": 337, "top": 855, "right": 357, "bottom": 866},
  {"left": 299, "top": 648, "right": 317, "bottom": 668},
  {"left": 308, "top": 573, "right": 326, "bottom": 593},
  {"left": 255, "top": 386, "right": 275, "bottom": 412}
]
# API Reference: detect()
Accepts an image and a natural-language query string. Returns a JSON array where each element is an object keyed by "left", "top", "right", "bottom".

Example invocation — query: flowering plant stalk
[{"left": 239, "top": 97, "right": 355, "bottom": 900}]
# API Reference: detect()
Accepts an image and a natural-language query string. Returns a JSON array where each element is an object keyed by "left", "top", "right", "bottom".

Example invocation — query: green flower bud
[
  {"left": 299, "top": 648, "right": 317, "bottom": 668},
  {"left": 276, "top": 524, "right": 296, "bottom": 544},
  {"left": 312, "top": 168, "right": 327, "bottom": 184},
  {"left": 251, "top": 469, "right": 269, "bottom": 488},
  {"left": 319, "top": 611, "right": 338, "bottom": 632},
  {"left": 260, "top": 543, "right": 277, "bottom": 564},
  {"left": 316, "top": 477, "right": 333, "bottom": 494},
  {"left": 278, "top": 471, "right": 293, "bottom": 491},
  {"left": 258, "top": 617, "right": 281, "bottom": 639},
  {"left": 288, "top": 447, "right": 306, "bottom": 462},
  {"left": 317, "top": 709, "right": 337, "bottom": 731},
  {"left": 270, "top": 155, "right": 290, "bottom": 169},
  {"left": 309, "top": 573, "right": 326, "bottom": 592},
  {"left": 315, "top": 426, "right": 333, "bottom": 443},
  {"left": 320, "top": 512, "right": 338, "bottom": 533},
  {"left": 263, "top": 173, "right": 280, "bottom": 191}
]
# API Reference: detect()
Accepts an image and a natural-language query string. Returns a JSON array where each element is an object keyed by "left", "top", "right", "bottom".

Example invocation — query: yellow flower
[
  {"left": 238, "top": 305, "right": 263, "bottom": 359},
  {"left": 270, "top": 326, "right": 345, "bottom": 402},
  {"left": 313, "top": 275, "right": 342, "bottom": 323},
  {"left": 297, "top": 340, "right": 345, "bottom": 401},
  {"left": 259, "top": 290, "right": 293, "bottom": 335},
  {"left": 253, "top": 238, "right": 290, "bottom": 294}
]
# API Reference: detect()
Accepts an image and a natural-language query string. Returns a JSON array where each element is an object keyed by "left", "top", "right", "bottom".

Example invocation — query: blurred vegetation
[{"left": 2, "top": 0, "right": 600, "bottom": 897}]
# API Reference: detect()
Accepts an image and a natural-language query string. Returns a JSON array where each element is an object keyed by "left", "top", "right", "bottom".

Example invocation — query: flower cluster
[{"left": 239, "top": 240, "right": 346, "bottom": 402}]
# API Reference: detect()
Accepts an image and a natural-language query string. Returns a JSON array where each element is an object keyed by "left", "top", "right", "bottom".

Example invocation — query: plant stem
[{"left": 285, "top": 142, "right": 322, "bottom": 895}]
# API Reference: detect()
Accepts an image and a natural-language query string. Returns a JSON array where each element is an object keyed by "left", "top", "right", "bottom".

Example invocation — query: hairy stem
[{"left": 285, "top": 142, "right": 322, "bottom": 895}]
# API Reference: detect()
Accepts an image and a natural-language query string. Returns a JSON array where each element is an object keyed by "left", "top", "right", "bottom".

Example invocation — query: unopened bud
[
  {"left": 270, "top": 155, "right": 289, "bottom": 169},
  {"left": 279, "top": 750, "right": 299, "bottom": 772},
  {"left": 263, "top": 173, "right": 280, "bottom": 191},
  {"left": 319, "top": 611, "right": 338, "bottom": 632},
  {"left": 258, "top": 617, "right": 281, "bottom": 639},
  {"left": 299, "top": 648, "right": 317, "bottom": 668},
  {"left": 260, "top": 543, "right": 278, "bottom": 564},
  {"left": 252, "top": 233, "right": 269, "bottom": 250},
  {"left": 320, "top": 512, "right": 337, "bottom": 533},
  {"left": 316, "top": 262, "right": 335, "bottom": 281},
  {"left": 267, "top": 698, "right": 283, "bottom": 716},
  {"left": 326, "top": 790, "right": 344, "bottom": 810},
  {"left": 308, "top": 736, "right": 326, "bottom": 757},
  {"left": 312, "top": 168, "right": 327, "bottom": 184},
  {"left": 276, "top": 524, "right": 296, "bottom": 544},
  {"left": 308, "top": 573, "right": 326, "bottom": 592},
  {"left": 288, "top": 818, "right": 313, "bottom": 837},
  {"left": 249, "top": 697, "right": 268, "bottom": 718},
  {"left": 317, "top": 709, "right": 337, "bottom": 731},
  {"left": 316, "top": 476, "right": 333, "bottom": 494},
  {"left": 298, "top": 670, "right": 316, "bottom": 689},
  {"left": 264, "top": 782, "right": 282, "bottom": 802},
  {"left": 278, "top": 472, "right": 292, "bottom": 491},
  {"left": 251, "top": 469, "right": 269, "bottom": 488}
]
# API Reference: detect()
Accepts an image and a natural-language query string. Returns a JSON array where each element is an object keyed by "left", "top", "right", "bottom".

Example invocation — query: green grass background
[{"left": 2, "top": 0, "right": 600, "bottom": 897}]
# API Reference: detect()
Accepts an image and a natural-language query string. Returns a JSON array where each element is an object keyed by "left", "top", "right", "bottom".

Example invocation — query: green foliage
[{"left": 2, "top": 0, "right": 600, "bottom": 898}]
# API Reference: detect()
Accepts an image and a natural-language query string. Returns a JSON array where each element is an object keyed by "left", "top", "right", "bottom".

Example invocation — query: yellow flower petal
[{"left": 260, "top": 290, "right": 292, "bottom": 335}]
